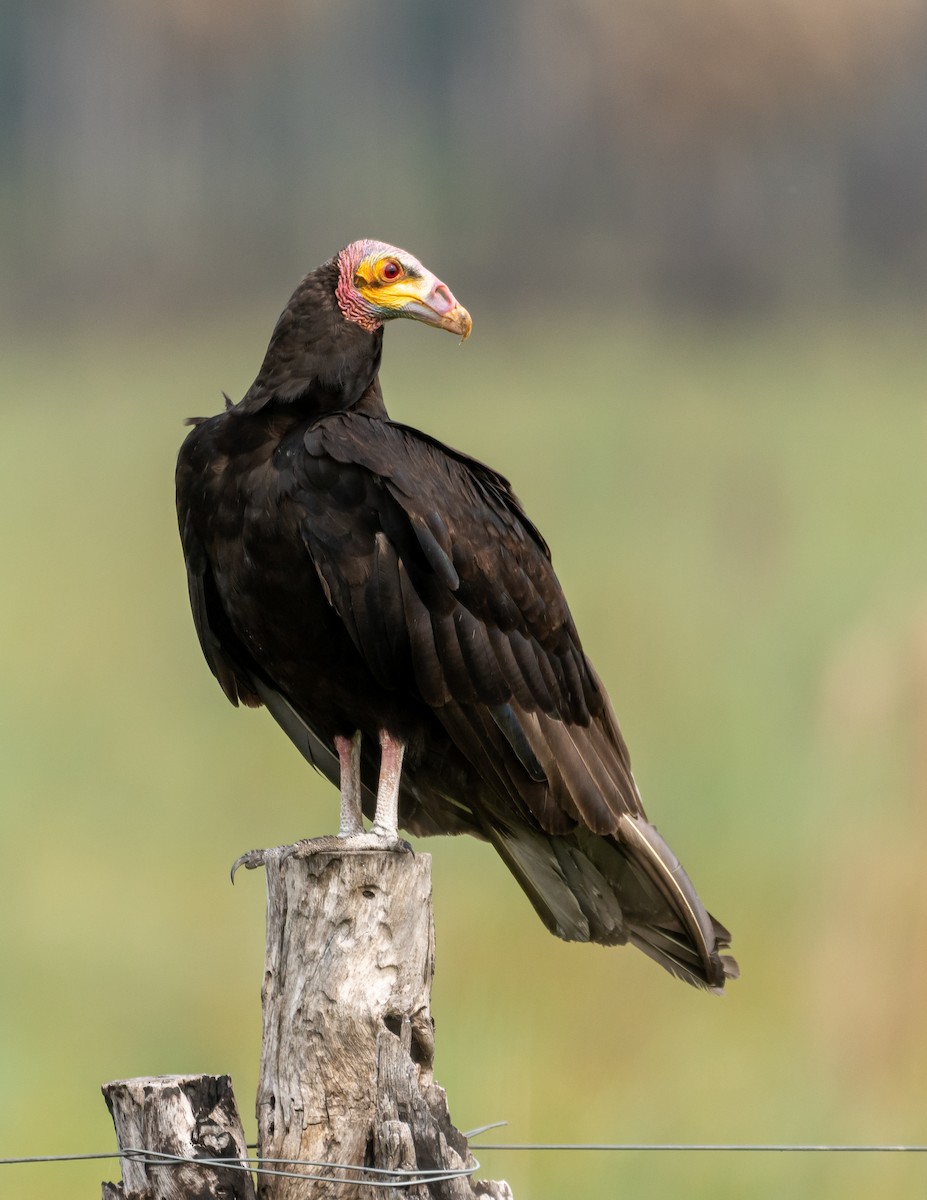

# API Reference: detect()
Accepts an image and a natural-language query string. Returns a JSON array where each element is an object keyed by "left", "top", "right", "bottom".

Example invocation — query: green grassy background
[{"left": 2, "top": 309, "right": 926, "bottom": 1198}]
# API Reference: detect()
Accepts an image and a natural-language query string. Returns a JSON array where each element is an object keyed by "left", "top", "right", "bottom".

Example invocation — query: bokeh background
[{"left": 3, "top": 2, "right": 927, "bottom": 1197}]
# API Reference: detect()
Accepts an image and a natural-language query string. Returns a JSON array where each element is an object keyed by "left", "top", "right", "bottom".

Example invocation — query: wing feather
[
  {"left": 397, "top": 559, "right": 451, "bottom": 706},
  {"left": 297, "top": 411, "right": 600, "bottom": 725},
  {"left": 177, "top": 445, "right": 262, "bottom": 709}
]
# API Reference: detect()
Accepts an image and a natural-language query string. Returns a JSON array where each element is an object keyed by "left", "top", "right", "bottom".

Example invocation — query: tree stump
[
  {"left": 255, "top": 846, "right": 511, "bottom": 1200},
  {"left": 101, "top": 1073, "right": 255, "bottom": 1200}
]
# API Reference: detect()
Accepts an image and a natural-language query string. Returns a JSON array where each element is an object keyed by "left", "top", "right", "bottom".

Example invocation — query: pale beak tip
[{"left": 454, "top": 305, "right": 473, "bottom": 341}]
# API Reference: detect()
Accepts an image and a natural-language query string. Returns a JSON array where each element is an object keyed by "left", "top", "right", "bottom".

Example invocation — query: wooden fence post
[
  {"left": 101, "top": 1073, "right": 256, "bottom": 1199},
  {"left": 255, "top": 846, "right": 511, "bottom": 1200}
]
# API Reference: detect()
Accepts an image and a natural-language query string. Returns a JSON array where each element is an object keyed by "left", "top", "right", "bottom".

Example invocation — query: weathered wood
[
  {"left": 256, "top": 846, "right": 511, "bottom": 1200},
  {"left": 101, "top": 1073, "right": 256, "bottom": 1200}
]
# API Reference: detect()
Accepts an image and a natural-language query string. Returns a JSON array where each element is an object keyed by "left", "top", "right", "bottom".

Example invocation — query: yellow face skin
[{"left": 351, "top": 244, "right": 472, "bottom": 339}]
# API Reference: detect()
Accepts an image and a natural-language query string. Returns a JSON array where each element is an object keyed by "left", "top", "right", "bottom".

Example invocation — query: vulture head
[
  {"left": 240, "top": 240, "right": 470, "bottom": 413},
  {"left": 335, "top": 240, "right": 472, "bottom": 338}
]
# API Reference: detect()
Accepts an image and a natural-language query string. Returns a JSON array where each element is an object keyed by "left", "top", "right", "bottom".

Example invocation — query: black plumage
[{"left": 177, "top": 240, "right": 737, "bottom": 991}]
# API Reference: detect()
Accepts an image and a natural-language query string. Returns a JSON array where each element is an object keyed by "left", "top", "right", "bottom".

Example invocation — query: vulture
[{"left": 176, "top": 239, "right": 737, "bottom": 991}]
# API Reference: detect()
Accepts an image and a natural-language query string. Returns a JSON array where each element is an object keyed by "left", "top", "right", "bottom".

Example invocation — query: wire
[
  {"left": 459, "top": 1121, "right": 927, "bottom": 1153},
  {"left": 5, "top": 1139, "right": 927, "bottom": 1173},
  {"left": 0, "top": 1148, "right": 480, "bottom": 1188},
  {"left": 468, "top": 1142, "right": 927, "bottom": 1153}
]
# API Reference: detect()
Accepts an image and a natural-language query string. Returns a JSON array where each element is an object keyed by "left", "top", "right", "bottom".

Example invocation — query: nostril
[{"left": 431, "top": 283, "right": 454, "bottom": 313}]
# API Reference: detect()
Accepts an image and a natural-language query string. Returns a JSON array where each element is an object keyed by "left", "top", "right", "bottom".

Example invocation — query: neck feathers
[{"left": 235, "top": 262, "right": 384, "bottom": 415}]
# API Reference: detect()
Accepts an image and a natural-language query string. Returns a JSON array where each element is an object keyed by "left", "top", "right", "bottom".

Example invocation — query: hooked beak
[{"left": 400, "top": 278, "right": 472, "bottom": 339}]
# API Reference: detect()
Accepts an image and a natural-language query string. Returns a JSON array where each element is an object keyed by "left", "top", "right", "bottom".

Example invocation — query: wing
[
  {"left": 176, "top": 421, "right": 260, "bottom": 708},
  {"left": 294, "top": 411, "right": 643, "bottom": 836},
  {"left": 298, "top": 413, "right": 597, "bottom": 713},
  {"left": 176, "top": 418, "right": 347, "bottom": 789}
]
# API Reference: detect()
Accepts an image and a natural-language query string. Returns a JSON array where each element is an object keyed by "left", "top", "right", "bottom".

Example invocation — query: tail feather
[
  {"left": 626, "top": 930, "right": 725, "bottom": 992},
  {"left": 616, "top": 813, "right": 719, "bottom": 970},
  {"left": 487, "top": 822, "right": 620, "bottom": 944},
  {"left": 487, "top": 815, "right": 737, "bottom": 991}
]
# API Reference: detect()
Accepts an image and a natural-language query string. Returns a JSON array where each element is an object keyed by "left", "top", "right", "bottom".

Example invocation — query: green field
[{"left": 2, "top": 310, "right": 926, "bottom": 1198}]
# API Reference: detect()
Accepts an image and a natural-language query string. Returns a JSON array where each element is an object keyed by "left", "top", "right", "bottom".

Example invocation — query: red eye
[{"left": 381, "top": 259, "right": 403, "bottom": 282}]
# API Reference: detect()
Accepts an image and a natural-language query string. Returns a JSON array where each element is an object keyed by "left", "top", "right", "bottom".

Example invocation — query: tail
[{"left": 487, "top": 814, "right": 738, "bottom": 992}]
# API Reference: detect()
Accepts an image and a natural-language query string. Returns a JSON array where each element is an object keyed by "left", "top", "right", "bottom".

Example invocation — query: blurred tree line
[{"left": 2, "top": 0, "right": 927, "bottom": 322}]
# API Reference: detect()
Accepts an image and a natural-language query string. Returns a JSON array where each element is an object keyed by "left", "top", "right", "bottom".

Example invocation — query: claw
[{"left": 230, "top": 848, "right": 270, "bottom": 882}]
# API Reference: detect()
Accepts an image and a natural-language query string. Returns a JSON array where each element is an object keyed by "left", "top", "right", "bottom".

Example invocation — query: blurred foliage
[{"left": 1, "top": 306, "right": 926, "bottom": 1198}]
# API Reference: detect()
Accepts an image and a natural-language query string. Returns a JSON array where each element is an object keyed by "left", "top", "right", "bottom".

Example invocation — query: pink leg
[
  {"left": 229, "top": 728, "right": 406, "bottom": 876},
  {"left": 372, "top": 730, "right": 405, "bottom": 837},
  {"left": 334, "top": 731, "right": 363, "bottom": 836}
]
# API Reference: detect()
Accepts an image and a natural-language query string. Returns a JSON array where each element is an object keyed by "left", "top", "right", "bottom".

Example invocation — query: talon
[{"left": 230, "top": 848, "right": 268, "bottom": 881}]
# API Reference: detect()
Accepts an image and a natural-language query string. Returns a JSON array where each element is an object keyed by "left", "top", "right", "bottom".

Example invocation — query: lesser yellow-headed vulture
[{"left": 176, "top": 240, "right": 737, "bottom": 990}]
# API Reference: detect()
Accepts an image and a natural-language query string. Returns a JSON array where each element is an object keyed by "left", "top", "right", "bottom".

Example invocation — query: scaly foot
[{"left": 230, "top": 831, "right": 411, "bottom": 881}]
